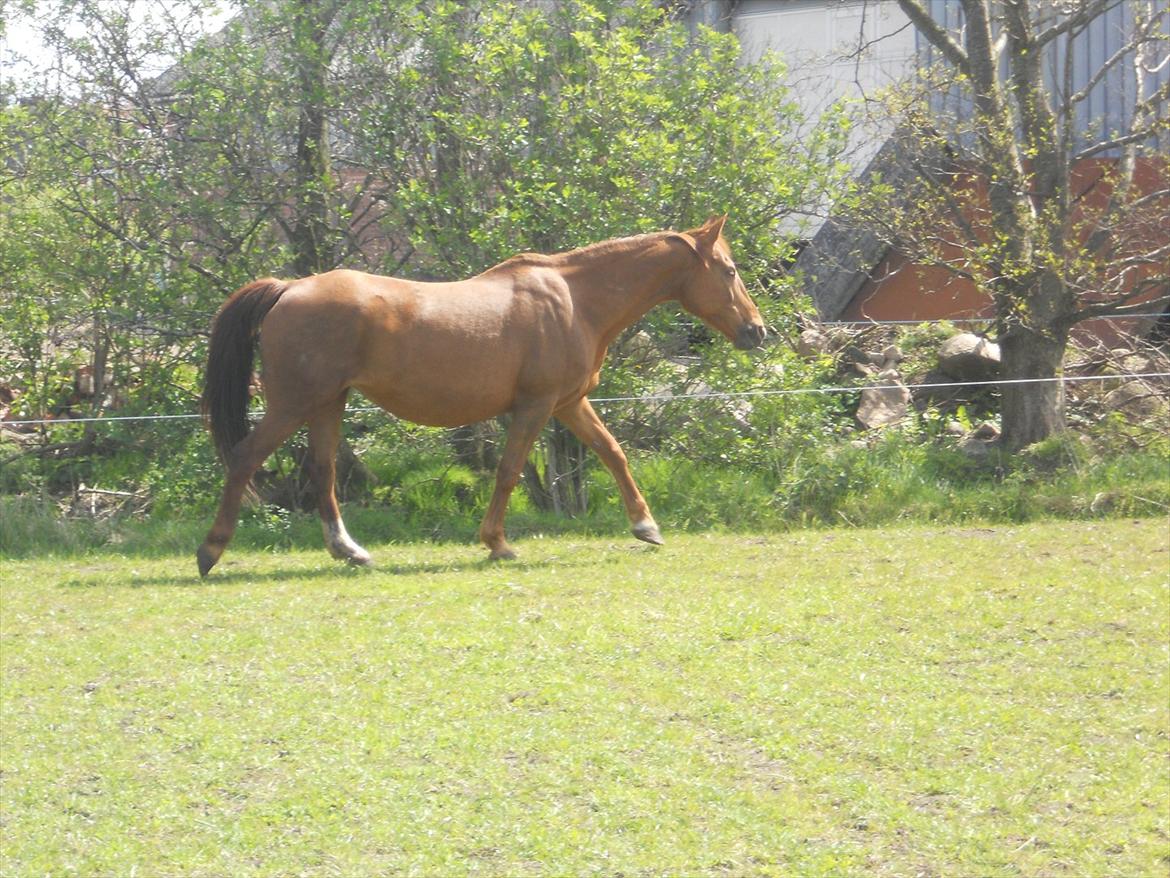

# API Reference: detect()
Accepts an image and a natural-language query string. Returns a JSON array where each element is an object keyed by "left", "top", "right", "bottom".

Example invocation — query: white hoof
[
  {"left": 632, "top": 518, "right": 664, "bottom": 546},
  {"left": 323, "top": 520, "right": 371, "bottom": 566}
]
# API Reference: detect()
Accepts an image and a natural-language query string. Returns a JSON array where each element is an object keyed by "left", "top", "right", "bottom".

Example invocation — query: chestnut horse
[{"left": 197, "top": 215, "right": 765, "bottom": 576}]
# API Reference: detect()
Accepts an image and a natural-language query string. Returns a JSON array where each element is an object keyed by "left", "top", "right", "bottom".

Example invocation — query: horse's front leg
[
  {"left": 480, "top": 399, "right": 555, "bottom": 560},
  {"left": 555, "top": 396, "right": 663, "bottom": 546}
]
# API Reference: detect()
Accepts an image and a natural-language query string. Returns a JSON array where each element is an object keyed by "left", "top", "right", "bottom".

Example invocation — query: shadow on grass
[
  {"left": 57, "top": 551, "right": 592, "bottom": 589},
  {"left": 3, "top": 500, "right": 625, "bottom": 562}
]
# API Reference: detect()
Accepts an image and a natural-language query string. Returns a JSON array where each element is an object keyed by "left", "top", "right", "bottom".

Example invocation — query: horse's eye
[{"left": 725, "top": 266, "right": 737, "bottom": 278}]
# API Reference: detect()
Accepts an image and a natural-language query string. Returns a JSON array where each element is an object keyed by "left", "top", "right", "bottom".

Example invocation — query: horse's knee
[
  {"left": 605, "top": 441, "right": 628, "bottom": 467},
  {"left": 493, "top": 462, "right": 524, "bottom": 491}
]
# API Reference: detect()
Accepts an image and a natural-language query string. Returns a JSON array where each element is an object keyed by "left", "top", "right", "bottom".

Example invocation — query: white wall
[
  {"left": 735, "top": 0, "right": 915, "bottom": 106},
  {"left": 733, "top": 0, "right": 916, "bottom": 168}
]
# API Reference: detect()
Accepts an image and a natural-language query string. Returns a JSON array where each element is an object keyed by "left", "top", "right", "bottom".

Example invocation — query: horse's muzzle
[{"left": 734, "top": 323, "right": 767, "bottom": 350}]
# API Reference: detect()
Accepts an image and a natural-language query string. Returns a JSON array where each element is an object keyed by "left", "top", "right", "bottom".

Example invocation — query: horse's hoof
[
  {"left": 489, "top": 546, "right": 518, "bottom": 561},
  {"left": 329, "top": 542, "right": 372, "bottom": 566},
  {"left": 632, "top": 520, "right": 664, "bottom": 546},
  {"left": 346, "top": 549, "right": 373, "bottom": 567},
  {"left": 196, "top": 544, "right": 219, "bottom": 578}
]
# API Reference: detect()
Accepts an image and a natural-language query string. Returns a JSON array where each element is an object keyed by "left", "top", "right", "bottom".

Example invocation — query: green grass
[
  {"left": 3, "top": 442, "right": 1168, "bottom": 561},
  {"left": 2, "top": 521, "right": 1168, "bottom": 876}
]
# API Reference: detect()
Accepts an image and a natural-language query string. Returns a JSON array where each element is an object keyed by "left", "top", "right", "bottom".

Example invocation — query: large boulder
[
  {"left": 938, "top": 333, "right": 1001, "bottom": 382},
  {"left": 1103, "top": 380, "right": 1165, "bottom": 417}
]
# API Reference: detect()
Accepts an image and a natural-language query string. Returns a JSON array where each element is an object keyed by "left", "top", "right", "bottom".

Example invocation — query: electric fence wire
[{"left": 3, "top": 371, "right": 1169, "bottom": 429}]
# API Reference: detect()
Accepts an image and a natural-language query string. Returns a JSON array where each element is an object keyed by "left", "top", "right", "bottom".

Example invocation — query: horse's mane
[
  {"left": 490, "top": 231, "right": 674, "bottom": 272},
  {"left": 558, "top": 231, "right": 673, "bottom": 261}
]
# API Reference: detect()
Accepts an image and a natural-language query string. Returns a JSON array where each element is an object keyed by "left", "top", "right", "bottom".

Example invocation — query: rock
[
  {"left": 796, "top": 328, "right": 830, "bottom": 358},
  {"left": 856, "top": 379, "right": 911, "bottom": 429},
  {"left": 958, "top": 434, "right": 997, "bottom": 459},
  {"left": 1118, "top": 354, "right": 1152, "bottom": 376},
  {"left": 881, "top": 344, "right": 904, "bottom": 365},
  {"left": 944, "top": 420, "right": 967, "bottom": 436},
  {"left": 938, "top": 333, "right": 1001, "bottom": 381},
  {"left": 1096, "top": 352, "right": 1155, "bottom": 390},
  {"left": 840, "top": 344, "right": 871, "bottom": 366},
  {"left": 1090, "top": 492, "right": 1117, "bottom": 513},
  {"left": 956, "top": 420, "right": 1002, "bottom": 458},
  {"left": 866, "top": 350, "right": 887, "bottom": 366},
  {"left": 621, "top": 330, "right": 658, "bottom": 364},
  {"left": 851, "top": 361, "right": 877, "bottom": 377},
  {"left": 876, "top": 367, "right": 901, "bottom": 380},
  {"left": 1103, "top": 380, "right": 1164, "bottom": 416},
  {"left": 914, "top": 368, "right": 967, "bottom": 405},
  {"left": 971, "top": 420, "right": 1001, "bottom": 440}
]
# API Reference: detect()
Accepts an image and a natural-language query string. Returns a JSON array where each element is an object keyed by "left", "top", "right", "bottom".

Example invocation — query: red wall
[{"left": 840, "top": 157, "right": 1169, "bottom": 344}]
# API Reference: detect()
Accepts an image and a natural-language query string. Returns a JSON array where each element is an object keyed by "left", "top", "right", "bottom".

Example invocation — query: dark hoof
[
  {"left": 632, "top": 520, "right": 664, "bottom": 546},
  {"left": 196, "top": 544, "right": 219, "bottom": 578},
  {"left": 489, "top": 547, "right": 518, "bottom": 561}
]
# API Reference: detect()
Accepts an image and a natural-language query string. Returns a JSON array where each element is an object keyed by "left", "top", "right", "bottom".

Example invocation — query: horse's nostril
[{"left": 735, "top": 323, "right": 767, "bottom": 350}]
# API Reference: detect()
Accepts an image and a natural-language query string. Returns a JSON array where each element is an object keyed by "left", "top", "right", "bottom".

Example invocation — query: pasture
[{"left": 2, "top": 520, "right": 1168, "bottom": 876}]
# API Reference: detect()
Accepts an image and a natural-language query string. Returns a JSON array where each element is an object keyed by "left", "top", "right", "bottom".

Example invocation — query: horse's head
[{"left": 670, "top": 215, "right": 767, "bottom": 350}]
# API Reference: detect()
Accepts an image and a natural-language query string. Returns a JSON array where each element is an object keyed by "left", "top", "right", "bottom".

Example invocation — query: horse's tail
[{"left": 201, "top": 278, "right": 288, "bottom": 463}]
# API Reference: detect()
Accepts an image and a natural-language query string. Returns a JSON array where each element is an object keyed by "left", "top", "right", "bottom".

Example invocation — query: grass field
[{"left": 2, "top": 519, "right": 1168, "bottom": 876}]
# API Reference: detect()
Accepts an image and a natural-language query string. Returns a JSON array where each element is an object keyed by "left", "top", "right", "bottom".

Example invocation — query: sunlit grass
[{"left": 2, "top": 520, "right": 1168, "bottom": 876}]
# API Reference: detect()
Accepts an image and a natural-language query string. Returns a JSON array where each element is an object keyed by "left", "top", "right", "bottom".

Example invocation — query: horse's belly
[
  {"left": 350, "top": 290, "right": 568, "bottom": 426},
  {"left": 355, "top": 373, "right": 515, "bottom": 428}
]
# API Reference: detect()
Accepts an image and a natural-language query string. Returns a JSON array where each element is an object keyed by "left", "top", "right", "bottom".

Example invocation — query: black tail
[{"left": 201, "top": 278, "right": 288, "bottom": 463}]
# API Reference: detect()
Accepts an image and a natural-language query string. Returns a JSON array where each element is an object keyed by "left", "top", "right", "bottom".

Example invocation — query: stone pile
[{"left": 796, "top": 324, "right": 1011, "bottom": 448}]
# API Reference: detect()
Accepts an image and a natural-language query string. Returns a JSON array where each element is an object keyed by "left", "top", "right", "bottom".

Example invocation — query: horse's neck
[{"left": 563, "top": 235, "right": 688, "bottom": 349}]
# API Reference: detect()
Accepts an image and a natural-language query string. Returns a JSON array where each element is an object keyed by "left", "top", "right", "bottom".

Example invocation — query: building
[{"left": 689, "top": 0, "right": 1169, "bottom": 339}]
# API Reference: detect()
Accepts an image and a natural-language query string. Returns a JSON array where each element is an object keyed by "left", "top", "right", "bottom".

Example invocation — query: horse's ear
[
  {"left": 690, "top": 214, "right": 727, "bottom": 255},
  {"left": 666, "top": 232, "right": 702, "bottom": 260}
]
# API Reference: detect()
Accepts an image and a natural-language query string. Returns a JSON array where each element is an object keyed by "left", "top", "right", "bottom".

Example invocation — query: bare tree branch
[
  {"left": 1034, "top": 0, "right": 1127, "bottom": 48},
  {"left": 1068, "top": 288, "right": 1170, "bottom": 324},
  {"left": 894, "top": 0, "right": 971, "bottom": 74}
]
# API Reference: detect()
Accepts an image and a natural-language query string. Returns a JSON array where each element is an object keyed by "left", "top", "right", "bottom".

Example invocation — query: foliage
[
  {"left": 339, "top": 0, "right": 850, "bottom": 508},
  {"left": 4, "top": 0, "right": 1165, "bottom": 531},
  {"left": 4, "top": 424, "right": 1168, "bottom": 558},
  {"left": 356, "top": 1, "right": 845, "bottom": 275},
  {"left": 1, "top": 0, "right": 851, "bottom": 517}
]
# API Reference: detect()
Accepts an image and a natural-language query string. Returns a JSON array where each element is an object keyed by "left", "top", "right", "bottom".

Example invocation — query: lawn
[{"left": 2, "top": 520, "right": 1168, "bottom": 876}]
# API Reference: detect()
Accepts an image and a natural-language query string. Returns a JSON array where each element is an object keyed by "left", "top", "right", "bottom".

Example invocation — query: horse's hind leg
[
  {"left": 197, "top": 410, "right": 304, "bottom": 577},
  {"left": 307, "top": 394, "right": 371, "bottom": 566},
  {"left": 480, "top": 398, "right": 555, "bottom": 560}
]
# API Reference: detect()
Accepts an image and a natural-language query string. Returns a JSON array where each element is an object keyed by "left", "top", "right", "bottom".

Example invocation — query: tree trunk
[
  {"left": 521, "top": 423, "right": 590, "bottom": 517},
  {"left": 449, "top": 422, "right": 500, "bottom": 472},
  {"left": 998, "top": 328, "right": 1067, "bottom": 450},
  {"left": 290, "top": 1, "right": 334, "bottom": 278}
]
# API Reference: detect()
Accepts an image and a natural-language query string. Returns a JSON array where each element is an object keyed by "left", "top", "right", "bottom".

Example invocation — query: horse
[{"left": 196, "top": 215, "right": 766, "bottom": 576}]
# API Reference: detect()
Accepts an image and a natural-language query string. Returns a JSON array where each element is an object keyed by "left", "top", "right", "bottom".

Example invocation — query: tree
[
  {"left": 3, "top": 0, "right": 846, "bottom": 513},
  {"left": 850, "top": 0, "right": 1168, "bottom": 449},
  {"left": 344, "top": 0, "right": 848, "bottom": 510}
]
